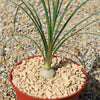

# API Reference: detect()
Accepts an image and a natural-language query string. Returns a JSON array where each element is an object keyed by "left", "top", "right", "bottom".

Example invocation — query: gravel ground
[{"left": 0, "top": 0, "right": 100, "bottom": 100}]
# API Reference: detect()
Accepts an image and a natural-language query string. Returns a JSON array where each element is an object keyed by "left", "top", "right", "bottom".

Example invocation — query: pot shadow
[{"left": 79, "top": 54, "right": 100, "bottom": 100}]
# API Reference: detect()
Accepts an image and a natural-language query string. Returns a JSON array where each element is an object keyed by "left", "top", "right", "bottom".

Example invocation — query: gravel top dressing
[{"left": 12, "top": 57, "right": 85, "bottom": 99}]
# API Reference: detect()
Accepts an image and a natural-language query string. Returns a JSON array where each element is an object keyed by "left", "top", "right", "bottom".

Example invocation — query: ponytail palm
[{"left": 9, "top": 0, "right": 100, "bottom": 77}]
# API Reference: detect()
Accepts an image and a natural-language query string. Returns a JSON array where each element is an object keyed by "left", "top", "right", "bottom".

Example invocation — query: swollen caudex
[
  {"left": 12, "top": 57, "right": 85, "bottom": 99},
  {"left": 39, "top": 67, "right": 55, "bottom": 78}
]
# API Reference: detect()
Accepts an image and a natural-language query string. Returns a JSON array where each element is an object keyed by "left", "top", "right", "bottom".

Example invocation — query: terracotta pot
[{"left": 9, "top": 56, "right": 87, "bottom": 100}]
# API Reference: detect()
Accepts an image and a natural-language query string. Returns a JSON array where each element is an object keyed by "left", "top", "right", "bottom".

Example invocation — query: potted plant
[{"left": 8, "top": 0, "right": 100, "bottom": 100}]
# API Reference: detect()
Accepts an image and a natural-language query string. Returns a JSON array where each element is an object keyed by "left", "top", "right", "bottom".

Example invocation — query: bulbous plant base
[
  {"left": 39, "top": 67, "right": 55, "bottom": 78},
  {"left": 9, "top": 56, "right": 87, "bottom": 100}
]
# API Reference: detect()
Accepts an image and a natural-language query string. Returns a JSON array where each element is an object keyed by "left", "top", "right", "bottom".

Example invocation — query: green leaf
[
  {"left": 41, "top": 0, "right": 50, "bottom": 43},
  {"left": 52, "top": 0, "right": 56, "bottom": 31},
  {"left": 9, "top": 0, "right": 35, "bottom": 25},
  {"left": 52, "top": 0, "right": 55, "bottom": 28},
  {"left": 27, "top": 2, "right": 42, "bottom": 27},
  {"left": 53, "top": 0, "right": 72, "bottom": 44},
  {"left": 9, "top": 0, "right": 48, "bottom": 56},
  {"left": 14, "top": 3, "right": 23, "bottom": 31},
  {"left": 52, "top": 0, "right": 61, "bottom": 32},
  {"left": 52, "top": 32, "right": 100, "bottom": 57},
  {"left": 9, "top": 0, "right": 41, "bottom": 35},
  {"left": 18, "top": 34, "right": 45, "bottom": 60},
  {"left": 62, "top": 11, "right": 100, "bottom": 41},
  {"left": 54, "top": 11, "right": 100, "bottom": 52},
  {"left": 76, "top": 19, "right": 100, "bottom": 33},
  {"left": 57, "top": 0, "right": 63, "bottom": 17},
  {"left": 13, "top": 2, "right": 24, "bottom": 43},
  {"left": 47, "top": 0, "right": 53, "bottom": 42},
  {"left": 21, "top": 0, "right": 42, "bottom": 33},
  {"left": 60, "top": 0, "right": 89, "bottom": 34},
  {"left": 9, "top": 0, "right": 100, "bottom": 70},
  {"left": 53, "top": 0, "right": 89, "bottom": 48},
  {"left": 21, "top": 0, "right": 48, "bottom": 55},
  {"left": 78, "top": 32, "right": 100, "bottom": 36}
]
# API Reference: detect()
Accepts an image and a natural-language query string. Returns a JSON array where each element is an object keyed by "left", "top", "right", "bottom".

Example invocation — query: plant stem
[
  {"left": 44, "top": 63, "right": 50, "bottom": 70},
  {"left": 44, "top": 47, "right": 52, "bottom": 69}
]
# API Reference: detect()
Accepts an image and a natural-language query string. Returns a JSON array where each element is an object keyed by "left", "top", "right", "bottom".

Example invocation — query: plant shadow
[
  {"left": 53, "top": 58, "right": 70, "bottom": 70},
  {"left": 79, "top": 54, "right": 100, "bottom": 100}
]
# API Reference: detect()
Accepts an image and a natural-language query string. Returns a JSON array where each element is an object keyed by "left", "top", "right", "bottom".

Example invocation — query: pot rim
[{"left": 9, "top": 55, "right": 87, "bottom": 100}]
